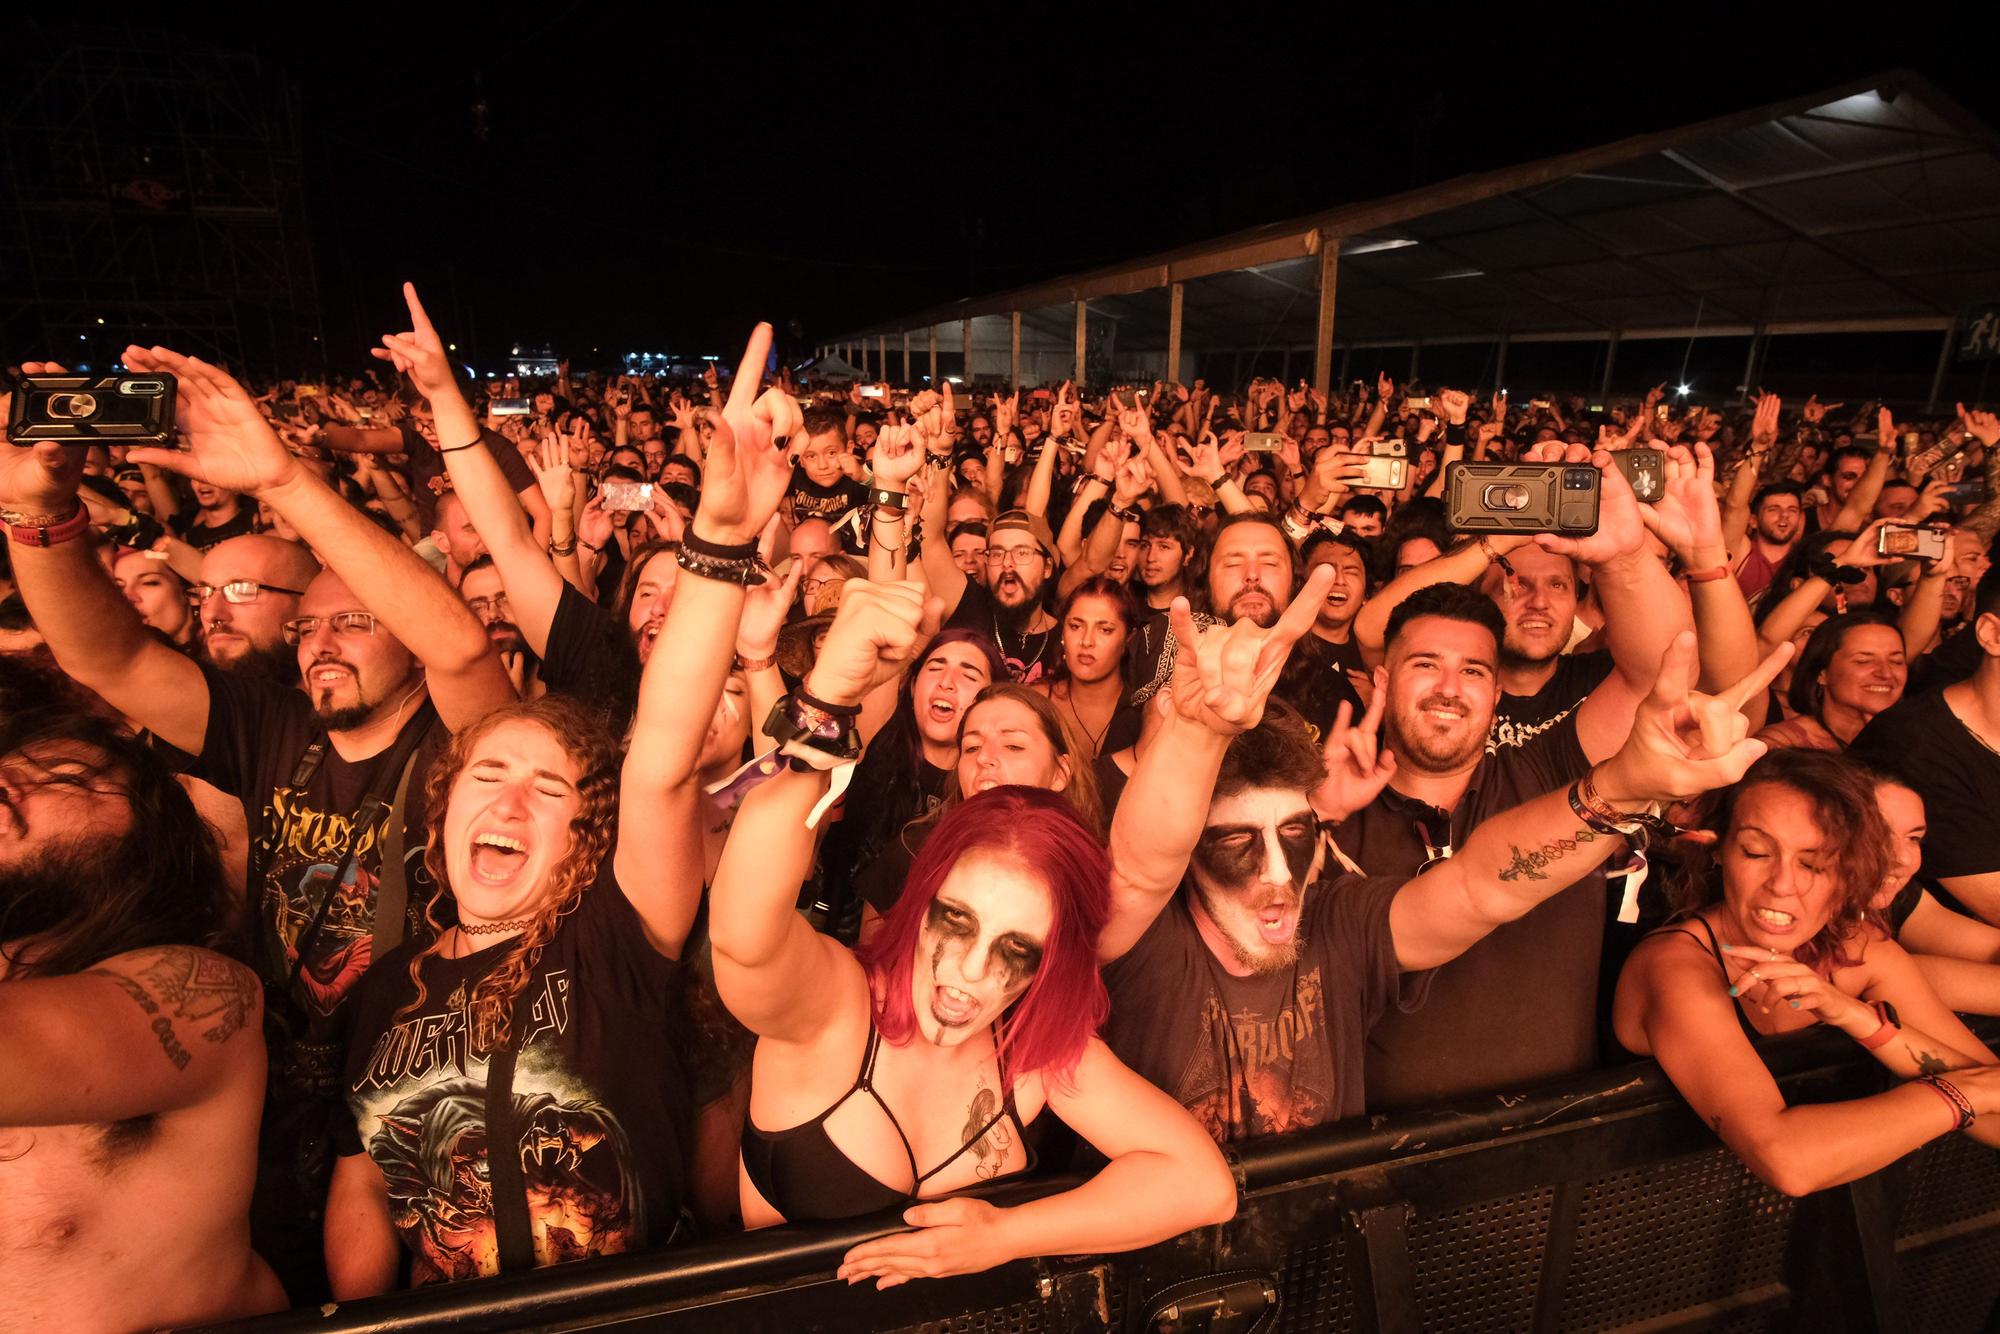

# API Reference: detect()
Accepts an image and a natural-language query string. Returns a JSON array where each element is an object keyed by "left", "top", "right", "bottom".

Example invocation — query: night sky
[{"left": 27, "top": 19, "right": 2000, "bottom": 373}]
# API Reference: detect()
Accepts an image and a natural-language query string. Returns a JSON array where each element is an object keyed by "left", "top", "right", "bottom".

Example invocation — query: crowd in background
[{"left": 5, "top": 282, "right": 2000, "bottom": 1329}]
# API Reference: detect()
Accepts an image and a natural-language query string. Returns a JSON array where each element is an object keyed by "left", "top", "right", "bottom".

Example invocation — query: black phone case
[{"left": 9, "top": 374, "right": 176, "bottom": 443}]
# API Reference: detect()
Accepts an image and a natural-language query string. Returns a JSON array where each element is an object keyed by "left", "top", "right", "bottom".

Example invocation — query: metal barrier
[{"left": 208, "top": 1019, "right": 2000, "bottom": 1333}]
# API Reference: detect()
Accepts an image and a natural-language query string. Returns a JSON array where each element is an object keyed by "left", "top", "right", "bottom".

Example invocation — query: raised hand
[
  {"left": 0, "top": 362, "right": 88, "bottom": 512},
  {"left": 1313, "top": 684, "right": 1397, "bottom": 823},
  {"left": 528, "top": 435, "right": 576, "bottom": 514},
  {"left": 803, "top": 578, "right": 941, "bottom": 708},
  {"left": 1437, "top": 387, "right": 1470, "bottom": 425},
  {"left": 1959, "top": 402, "right": 2000, "bottom": 448},
  {"left": 122, "top": 348, "right": 305, "bottom": 496},
  {"left": 1377, "top": 372, "right": 1395, "bottom": 401},
  {"left": 870, "top": 421, "right": 924, "bottom": 491},
  {"left": 1832, "top": 518, "right": 1897, "bottom": 570},
  {"left": 1750, "top": 393, "right": 1781, "bottom": 450},
  {"left": 737, "top": 546, "right": 805, "bottom": 661},
  {"left": 1115, "top": 392, "right": 1153, "bottom": 447},
  {"left": 578, "top": 493, "right": 614, "bottom": 552},
  {"left": 1167, "top": 565, "right": 1335, "bottom": 735},
  {"left": 696, "top": 324, "right": 792, "bottom": 544},
  {"left": 371, "top": 282, "right": 462, "bottom": 406},
  {"left": 1638, "top": 443, "right": 1725, "bottom": 562},
  {"left": 1533, "top": 445, "right": 1645, "bottom": 566},
  {"left": 1111, "top": 454, "right": 1154, "bottom": 508},
  {"left": 1593, "top": 634, "right": 1791, "bottom": 806},
  {"left": 1877, "top": 405, "right": 1897, "bottom": 452},
  {"left": 1801, "top": 394, "right": 1841, "bottom": 426}
]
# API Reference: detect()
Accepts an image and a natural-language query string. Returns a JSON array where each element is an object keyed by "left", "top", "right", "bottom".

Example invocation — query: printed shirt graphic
[
  {"left": 188, "top": 662, "right": 444, "bottom": 1089},
  {"left": 339, "top": 877, "right": 689, "bottom": 1285},
  {"left": 1103, "top": 874, "right": 1412, "bottom": 1144}
]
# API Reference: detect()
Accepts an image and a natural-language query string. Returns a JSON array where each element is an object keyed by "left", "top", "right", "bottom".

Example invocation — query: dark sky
[{"left": 59, "top": 17, "right": 2000, "bottom": 371}]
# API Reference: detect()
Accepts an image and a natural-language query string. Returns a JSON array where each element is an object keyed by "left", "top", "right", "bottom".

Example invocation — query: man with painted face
[
  {"left": 0, "top": 344, "right": 516, "bottom": 1303},
  {"left": 1099, "top": 571, "right": 1787, "bottom": 1142}
]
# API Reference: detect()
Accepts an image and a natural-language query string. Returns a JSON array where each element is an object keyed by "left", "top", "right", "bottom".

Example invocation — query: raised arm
[
  {"left": 710, "top": 580, "right": 939, "bottom": 1042},
  {"left": 1390, "top": 634, "right": 1790, "bottom": 971},
  {"left": 1539, "top": 446, "right": 1696, "bottom": 762},
  {"left": 1101, "top": 569, "right": 1333, "bottom": 962},
  {"left": 615, "top": 324, "right": 793, "bottom": 959},
  {"left": 1, "top": 368, "right": 210, "bottom": 753},
  {"left": 1831, "top": 408, "right": 1898, "bottom": 531},
  {"left": 1639, "top": 443, "right": 1769, "bottom": 722},
  {"left": 916, "top": 456, "right": 970, "bottom": 611},
  {"left": 867, "top": 420, "right": 925, "bottom": 584},
  {"left": 124, "top": 345, "right": 515, "bottom": 732}
]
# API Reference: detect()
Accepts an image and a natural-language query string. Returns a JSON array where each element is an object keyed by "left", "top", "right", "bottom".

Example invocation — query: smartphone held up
[{"left": 9, "top": 373, "right": 177, "bottom": 445}]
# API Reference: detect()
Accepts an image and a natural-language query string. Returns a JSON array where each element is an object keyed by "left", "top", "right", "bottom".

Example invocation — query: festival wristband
[
  {"left": 1856, "top": 1000, "right": 1901, "bottom": 1051},
  {"left": 2, "top": 501, "right": 90, "bottom": 548},
  {"left": 1683, "top": 566, "right": 1730, "bottom": 583}
]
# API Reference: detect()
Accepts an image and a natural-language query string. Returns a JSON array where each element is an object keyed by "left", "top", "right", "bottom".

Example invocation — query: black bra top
[
  {"left": 1660, "top": 916, "right": 1762, "bottom": 1044},
  {"left": 740, "top": 1026, "right": 1033, "bottom": 1223}
]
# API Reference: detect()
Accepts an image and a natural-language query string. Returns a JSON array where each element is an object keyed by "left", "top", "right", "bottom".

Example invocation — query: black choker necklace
[{"left": 458, "top": 918, "right": 532, "bottom": 936}]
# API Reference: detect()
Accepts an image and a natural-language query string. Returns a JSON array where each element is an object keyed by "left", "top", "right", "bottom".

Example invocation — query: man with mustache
[
  {"left": 925, "top": 500, "right": 1063, "bottom": 682},
  {"left": 1100, "top": 572, "right": 1781, "bottom": 1142},
  {"left": 459, "top": 554, "right": 539, "bottom": 699},
  {"left": 192, "top": 534, "right": 322, "bottom": 683},
  {"left": 0, "top": 348, "right": 514, "bottom": 1303}
]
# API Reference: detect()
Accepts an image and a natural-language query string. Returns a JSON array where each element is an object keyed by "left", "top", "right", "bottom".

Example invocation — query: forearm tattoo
[
  {"left": 1496, "top": 826, "right": 1600, "bottom": 883},
  {"left": 88, "top": 947, "right": 257, "bottom": 1071},
  {"left": 1905, "top": 1042, "right": 1952, "bottom": 1078}
]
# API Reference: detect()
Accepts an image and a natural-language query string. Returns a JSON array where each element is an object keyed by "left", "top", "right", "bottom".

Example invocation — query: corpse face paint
[
  {"left": 1188, "top": 787, "right": 1323, "bottom": 975},
  {"left": 911, "top": 854, "right": 1051, "bottom": 1048}
]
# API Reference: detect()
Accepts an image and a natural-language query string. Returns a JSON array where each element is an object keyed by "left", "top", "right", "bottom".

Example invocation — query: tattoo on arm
[
  {"left": 1905, "top": 1043, "right": 1952, "bottom": 1078},
  {"left": 1496, "top": 827, "right": 1600, "bottom": 883},
  {"left": 88, "top": 947, "right": 258, "bottom": 1072}
]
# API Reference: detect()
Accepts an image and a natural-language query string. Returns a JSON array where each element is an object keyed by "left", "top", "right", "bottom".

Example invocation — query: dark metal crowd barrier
[{"left": 208, "top": 1018, "right": 2000, "bottom": 1334}]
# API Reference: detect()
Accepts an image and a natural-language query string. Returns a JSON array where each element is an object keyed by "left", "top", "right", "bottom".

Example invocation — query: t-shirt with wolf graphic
[{"left": 337, "top": 873, "right": 689, "bottom": 1283}]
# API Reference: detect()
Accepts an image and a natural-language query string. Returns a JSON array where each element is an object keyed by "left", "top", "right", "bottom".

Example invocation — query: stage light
[{"left": 1677, "top": 384, "right": 1691, "bottom": 396}]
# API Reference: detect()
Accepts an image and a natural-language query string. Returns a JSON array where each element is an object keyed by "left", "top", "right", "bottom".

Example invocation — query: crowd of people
[{"left": 5, "top": 280, "right": 2000, "bottom": 1328}]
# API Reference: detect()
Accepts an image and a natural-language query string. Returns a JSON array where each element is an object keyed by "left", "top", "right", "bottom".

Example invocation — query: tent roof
[{"left": 832, "top": 71, "right": 2000, "bottom": 352}]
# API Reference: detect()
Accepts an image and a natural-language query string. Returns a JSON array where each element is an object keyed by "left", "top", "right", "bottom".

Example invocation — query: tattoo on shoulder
[
  {"left": 1906, "top": 1042, "right": 1951, "bottom": 1078},
  {"left": 1497, "top": 826, "right": 1599, "bottom": 883},
  {"left": 88, "top": 947, "right": 258, "bottom": 1072}
]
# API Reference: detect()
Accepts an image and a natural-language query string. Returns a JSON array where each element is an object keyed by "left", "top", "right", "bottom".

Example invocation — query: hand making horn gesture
[
  {"left": 698, "top": 323, "right": 795, "bottom": 546},
  {"left": 1167, "top": 564, "right": 1335, "bottom": 736},
  {"left": 1591, "top": 633, "right": 1794, "bottom": 808}
]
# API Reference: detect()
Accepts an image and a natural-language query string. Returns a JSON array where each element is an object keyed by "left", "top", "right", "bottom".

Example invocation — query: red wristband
[
  {"left": 1683, "top": 566, "right": 1730, "bottom": 583},
  {"left": 3, "top": 501, "right": 89, "bottom": 548},
  {"left": 1857, "top": 1000, "right": 1900, "bottom": 1051}
]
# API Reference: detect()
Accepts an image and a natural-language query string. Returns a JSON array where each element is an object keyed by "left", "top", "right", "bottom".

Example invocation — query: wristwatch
[
  {"left": 1, "top": 500, "right": 90, "bottom": 548},
  {"left": 1858, "top": 1000, "right": 1901, "bottom": 1051}
]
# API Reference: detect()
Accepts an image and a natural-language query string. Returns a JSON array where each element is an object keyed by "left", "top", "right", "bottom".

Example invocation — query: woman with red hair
[{"left": 711, "top": 579, "right": 1235, "bottom": 1289}]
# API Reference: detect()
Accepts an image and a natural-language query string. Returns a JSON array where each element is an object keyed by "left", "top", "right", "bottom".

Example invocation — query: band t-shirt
[
  {"left": 540, "top": 582, "right": 641, "bottom": 732},
  {"left": 1490, "top": 649, "right": 1612, "bottom": 750},
  {"left": 943, "top": 580, "right": 1062, "bottom": 683},
  {"left": 338, "top": 875, "right": 688, "bottom": 1285},
  {"left": 785, "top": 467, "right": 868, "bottom": 529},
  {"left": 1852, "top": 689, "right": 2000, "bottom": 885},
  {"left": 1334, "top": 712, "right": 1603, "bottom": 1111},
  {"left": 1103, "top": 874, "right": 1412, "bottom": 1144},
  {"left": 400, "top": 426, "right": 538, "bottom": 530}
]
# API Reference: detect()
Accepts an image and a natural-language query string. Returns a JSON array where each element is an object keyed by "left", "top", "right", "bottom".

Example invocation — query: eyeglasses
[
  {"left": 281, "top": 611, "right": 379, "bottom": 645},
  {"left": 801, "top": 577, "right": 847, "bottom": 597},
  {"left": 984, "top": 547, "right": 1042, "bottom": 568},
  {"left": 464, "top": 594, "right": 512, "bottom": 617},
  {"left": 188, "top": 579, "right": 306, "bottom": 606}
]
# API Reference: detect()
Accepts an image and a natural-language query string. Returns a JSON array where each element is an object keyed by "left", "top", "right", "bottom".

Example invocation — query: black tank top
[
  {"left": 1658, "top": 915, "right": 1763, "bottom": 1044},
  {"left": 740, "top": 1026, "right": 1034, "bottom": 1223}
]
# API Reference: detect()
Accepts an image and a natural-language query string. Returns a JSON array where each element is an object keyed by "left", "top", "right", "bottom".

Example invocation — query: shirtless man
[{"left": 0, "top": 707, "right": 282, "bottom": 1330}]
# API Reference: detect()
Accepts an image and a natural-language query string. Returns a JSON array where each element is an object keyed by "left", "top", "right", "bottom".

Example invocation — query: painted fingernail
[
  {"left": 1790, "top": 1001, "right": 1800, "bottom": 1009},
  {"left": 1728, "top": 986, "right": 1739, "bottom": 997}
]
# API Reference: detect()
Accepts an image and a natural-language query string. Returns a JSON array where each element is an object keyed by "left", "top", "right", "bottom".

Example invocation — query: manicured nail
[
  {"left": 1728, "top": 985, "right": 1739, "bottom": 997},
  {"left": 1719, "top": 944, "right": 1737, "bottom": 952},
  {"left": 1789, "top": 1000, "right": 1800, "bottom": 1009}
]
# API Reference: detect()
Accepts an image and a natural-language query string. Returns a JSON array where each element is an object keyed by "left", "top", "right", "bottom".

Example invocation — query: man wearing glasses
[
  {"left": 188, "top": 534, "right": 322, "bottom": 680},
  {"left": 0, "top": 348, "right": 514, "bottom": 1304},
  {"left": 921, "top": 501, "right": 1063, "bottom": 681}
]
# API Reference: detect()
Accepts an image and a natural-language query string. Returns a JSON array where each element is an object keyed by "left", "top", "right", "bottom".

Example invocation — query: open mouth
[
  {"left": 930, "top": 984, "right": 979, "bottom": 1028},
  {"left": 926, "top": 696, "right": 960, "bottom": 727},
  {"left": 1254, "top": 903, "right": 1299, "bottom": 945},
  {"left": 469, "top": 831, "right": 530, "bottom": 885},
  {"left": 309, "top": 662, "right": 354, "bottom": 689},
  {"left": 1751, "top": 906, "right": 1795, "bottom": 932}
]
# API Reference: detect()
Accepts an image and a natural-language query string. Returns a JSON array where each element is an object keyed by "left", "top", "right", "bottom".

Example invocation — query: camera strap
[{"left": 486, "top": 981, "right": 546, "bottom": 1274}]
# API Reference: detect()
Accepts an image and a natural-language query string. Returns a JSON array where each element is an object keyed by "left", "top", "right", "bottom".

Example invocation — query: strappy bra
[
  {"left": 740, "top": 1026, "right": 1034, "bottom": 1223},
  {"left": 1659, "top": 916, "right": 1763, "bottom": 1044}
]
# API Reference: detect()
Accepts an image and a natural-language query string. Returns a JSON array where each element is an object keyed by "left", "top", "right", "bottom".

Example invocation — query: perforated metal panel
[
  {"left": 882, "top": 1301, "right": 1047, "bottom": 1334},
  {"left": 1409, "top": 1188, "right": 1552, "bottom": 1333},
  {"left": 1557, "top": 1148, "right": 1794, "bottom": 1332},
  {"left": 1899, "top": 1230, "right": 2000, "bottom": 1334},
  {"left": 1276, "top": 1229, "right": 1359, "bottom": 1334},
  {"left": 1898, "top": 1132, "right": 2000, "bottom": 1238}
]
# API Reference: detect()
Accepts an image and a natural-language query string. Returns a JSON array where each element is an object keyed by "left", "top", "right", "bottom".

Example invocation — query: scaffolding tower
[{"left": 1, "top": 24, "right": 323, "bottom": 377}]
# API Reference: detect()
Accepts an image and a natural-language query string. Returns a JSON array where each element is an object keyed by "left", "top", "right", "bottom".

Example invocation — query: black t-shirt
[
  {"left": 173, "top": 502, "right": 259, "bottom": 551},
  {"left": 785, "top": 467, "right": 868, "bottom": 528},
  {"left": 401, "top": 426, "right": 538, "bottom": 530},
  {"left": 820, "top": 748, "right": 952, "bottom": 921},
  {"left": 1103, "top": 874, "right": 1415, "bottom": 1144},
  {"left": 1852, "top": 688, "right": 2000, "bottom": 883},
  {"left": 338, "top": 874, "right": 688, "bottom": 1285},
  {"left": 1910, "top": 622, "right": 1983, "bottom": 694},
  {"left": 1333, "top": 712, "right": 1603, "bottom": 1110},
  {"left": 1276, "top": 634, "right": 1367, "bottom": 747},
  {"left": 944, "top": 580, "right": 1061, "bottom": 684},
  {"left": 541, "top": 582, "right": 641, "bottom": 732},
  {"left": 190, "top": 661, "right": 447, "bottom": 1086},
  {"left": 1489, "top": 648, "right": 1613, "bottom": 750}
]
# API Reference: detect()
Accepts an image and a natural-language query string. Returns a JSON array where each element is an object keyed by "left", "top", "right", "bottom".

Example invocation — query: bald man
[{"left": 194, "top": 535, "right": 321, "bottom": 681}]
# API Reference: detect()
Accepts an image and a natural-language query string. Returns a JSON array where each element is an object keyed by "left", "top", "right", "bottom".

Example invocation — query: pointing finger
[
  {"left": 402, "top": 282, "right": 438, "bottom": 341},
  {"left": 1269, "top": 565, "right": 1335, "bottom": 650},
  {"left": 1719, "top": 640, "right": 1794, "bottom": 711},
  {"left": 727, "top": 323, "right": 774, "bottom": 415}
]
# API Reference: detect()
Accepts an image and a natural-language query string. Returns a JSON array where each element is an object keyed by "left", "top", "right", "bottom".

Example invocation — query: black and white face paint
[
  {"left": 910, "top": 854, "right": 1052, "bottom": 1049},
  {"left": 1188, "top": 787, "right": 1324, "bottom": 976}
]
